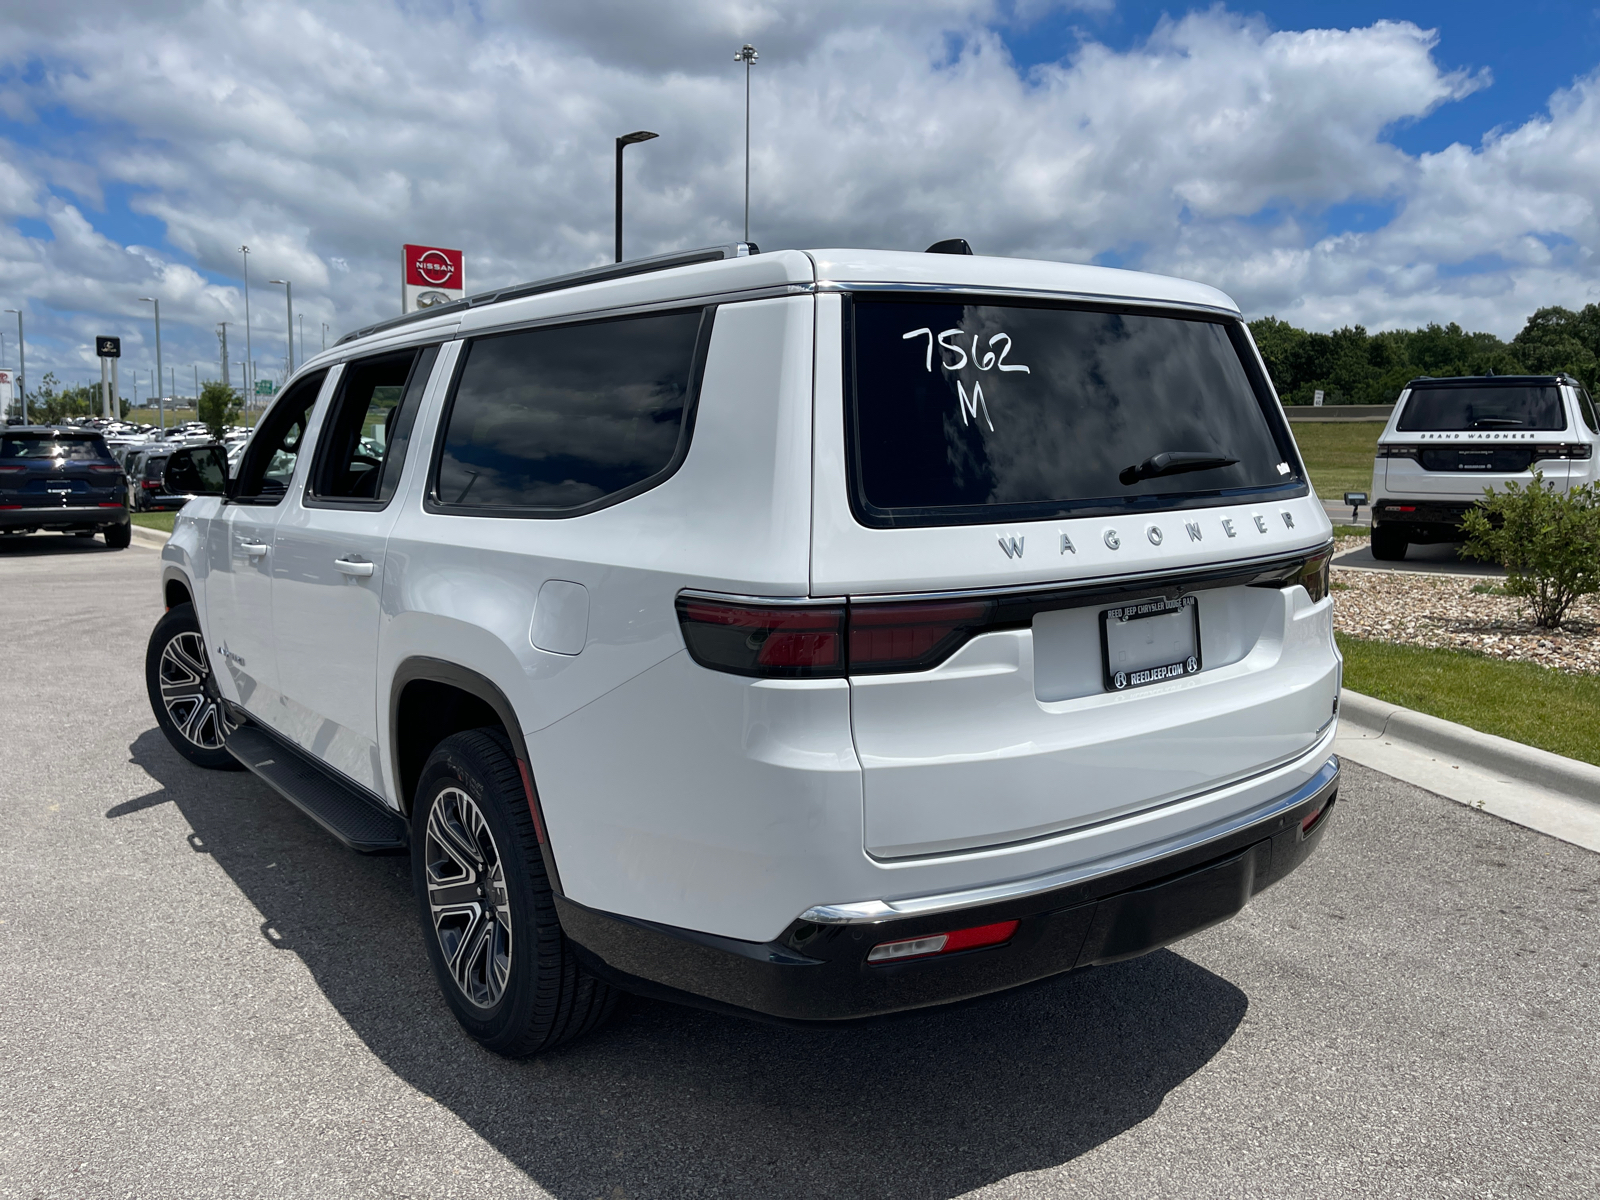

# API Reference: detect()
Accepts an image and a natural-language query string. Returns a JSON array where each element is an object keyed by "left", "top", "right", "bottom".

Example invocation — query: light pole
[
  {"left": 138, "top": 296, "right": 164, "bottom": 430},
  {"left": 734, "top": 43, "right": 759, "bottom": 244},
  {"left": 615, "top": 130, "right": 658, "bottom": 263},
  {"left": 321, "top": 323, "right": 329, "bottom": 353},
  {"left": 193, "top": 365, "right": 199, "bottom": 405},
  {"left": 4, "top": 308, "right": 22, "bottom": 423},
  {"left": 298, "top": 313, "right": 304, "bottom": 361},
  {"left": 239, "top": 245, "right": 253, "bottom": 405},
  {"left": 217, "top": 321, "right": 230, "bottom": 401},
  {"left": 269, "top": 279, "right": 293, "bottom": 373}
]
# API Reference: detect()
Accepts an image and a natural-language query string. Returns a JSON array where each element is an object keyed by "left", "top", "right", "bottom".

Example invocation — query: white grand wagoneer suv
[
  {"left": 146, "top": 244, "right": 1341, "bottom": 1056},
  {"left": 1369, "top": 374, "right": 1600, "bottom": 560}
]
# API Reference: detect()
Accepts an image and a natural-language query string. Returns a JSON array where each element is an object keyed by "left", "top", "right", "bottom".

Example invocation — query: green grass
[
  {"left": 122, "top": 406, "right": 261, "bottom": 428},
  {"left": 1337, "top": 633, "right": 1600, "bottom": 766},
  {"left": 131, "top": 512, "right": 176, "bottom": 533},
  {"left": 1290, "top": 421, "right": 1385, "bottom": 502},
  {"left": 1332, "top": 525, "right": 1369, "bottom": 538}
]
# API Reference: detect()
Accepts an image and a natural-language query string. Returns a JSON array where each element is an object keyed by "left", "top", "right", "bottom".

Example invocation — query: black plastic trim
[
  {"left": 226, "top": 722, "right": 407, "bottom": 853},
  {"left": 422, "top": 305, "right": 716, "bottom": 521},
  {"left": 388, "top": 657, "right": 562, "bottom": 895},
  {"left": 841, "top": 292, "right": 1311, "bottom": 529},
  {"left": 558, "top": 761, "right": 1338, "bottom": 1024}
]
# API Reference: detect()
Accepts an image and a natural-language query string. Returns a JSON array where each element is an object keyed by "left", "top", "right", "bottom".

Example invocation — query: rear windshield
[
  {"left": 848, "top": 298, "right": 1300, "bottom": 526},
  {"left": 1398, "top": 385, "right": 1565, "bottom": 432},
  {"left": 1, "top": 434, "right": 115, "bottom": 462}
]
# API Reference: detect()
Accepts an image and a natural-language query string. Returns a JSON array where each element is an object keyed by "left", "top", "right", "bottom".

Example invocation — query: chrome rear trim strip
[{"left": 797, "top": 754, "right": 1340, "bottom": 926}]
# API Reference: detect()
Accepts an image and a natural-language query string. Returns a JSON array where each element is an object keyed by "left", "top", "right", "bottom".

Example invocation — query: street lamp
[
  {"left": 138, "top": 297, "right": 165, "bottom": 431},
  {"left": 615, "top": 130, "right": 658, "bottom": 263},
  {"left": 4, "top": 308, "right": 22, "bottom": 423},
  {"left": 239, "top": 245, "right": 253, "bottom": 402},
  {"left": 268, "top": 279, "right": 293, "bottom": 373},
  {"left": 734, "top": 43, "right": 759, "bottom": 244},
  {"left": 298, "top": 313, "right": 305, "bottom": 362},
  {"left": 321, "top": 322, "right": 329, "bottom": 353}
]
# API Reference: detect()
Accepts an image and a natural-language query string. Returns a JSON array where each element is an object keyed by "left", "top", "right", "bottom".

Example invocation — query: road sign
[
  {"left": 402, "top": 244, "right": 465, "bottom": 314},
  {"left": 96, "top": 336, "right": 121, "bottom": 359},
  {"left": 255, "top": 380, "right": 276, "bottom": 396},
  {"left": 1313, "top": 389, "right": 1324, "bottom": 407}
]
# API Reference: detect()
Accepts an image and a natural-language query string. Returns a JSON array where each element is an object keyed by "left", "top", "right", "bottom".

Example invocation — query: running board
[{"left": 226, "top": 724, "right": 408, "bottom": 853}]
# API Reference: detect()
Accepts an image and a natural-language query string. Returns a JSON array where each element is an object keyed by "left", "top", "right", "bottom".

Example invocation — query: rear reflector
[
  {"left": 867, "top": 919, "right": 1020, "bottom": 963},
  {"left": 1302, "top": 798, "right": 1332, "bottom": 835}
]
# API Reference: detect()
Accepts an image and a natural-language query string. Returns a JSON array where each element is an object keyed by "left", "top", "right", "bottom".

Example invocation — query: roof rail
[{"left": 335, "top": 242, "right": 761, "bottom": 347}]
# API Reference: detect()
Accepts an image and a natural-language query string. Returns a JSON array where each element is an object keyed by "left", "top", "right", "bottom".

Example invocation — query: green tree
[
  {"left": 1512, "top": 306, "right": 1599, "bottom": 389},
  {"left": 197, "top": 380, "right": 241, "bottom": 439}
]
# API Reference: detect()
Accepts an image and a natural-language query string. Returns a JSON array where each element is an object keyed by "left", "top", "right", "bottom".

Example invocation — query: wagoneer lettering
[{"left": 146, "top": 243, "right": 1338, "bottom": 1054}]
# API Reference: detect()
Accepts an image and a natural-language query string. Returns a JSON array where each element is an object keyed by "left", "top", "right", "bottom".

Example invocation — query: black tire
[
  {"left": 103, "top": 521, "right": 132, "bottom": 549},
  {"left": 412, "top": 729, "right": 616, "bottom": 1057},
  {"left": 145, "top": 603, "right": 243, "bottom": 770},
  {"left": 1370, "top": 525, "right": 1408, "bottom": 561}
]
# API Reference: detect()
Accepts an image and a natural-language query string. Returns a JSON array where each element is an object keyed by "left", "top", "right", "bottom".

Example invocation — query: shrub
[{"left": 1460, "top": 471, "right": 1600, "bottom": 629}]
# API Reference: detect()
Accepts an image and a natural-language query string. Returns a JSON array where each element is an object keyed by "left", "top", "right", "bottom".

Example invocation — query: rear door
[
  {"left": 271, "top": 346, "right": 439, "bottom": 794},
  {"left": 811, "top": 293, "right": 1336, "bottom": 859},
  {"left": 203, "top": 370, "right": 330, "bottom": 717}
]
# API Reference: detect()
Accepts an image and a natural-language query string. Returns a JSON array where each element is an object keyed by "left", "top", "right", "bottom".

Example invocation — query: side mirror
[{"left": 164, "top": 445, "right": 230, "bottom": 497}]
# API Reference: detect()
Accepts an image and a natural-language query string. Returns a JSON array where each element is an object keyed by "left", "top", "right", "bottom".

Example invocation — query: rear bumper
[
  {"left": 559, "top": 756, "right": 1339, "bottom": 1024},
  {"left": 0, "top": 504, "right": 127, "bottom": 531},
  {"left": 1373, "top": 498, "right": 1475, "bottom": 542}
]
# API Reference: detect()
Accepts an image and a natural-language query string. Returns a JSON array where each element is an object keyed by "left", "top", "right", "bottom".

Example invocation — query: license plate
[
  {"left": 46, "top": 482, "right": 71, "bottom": 492},
  {"left": 1102, "top": 595, "right": 1201, "bottom": 692}
]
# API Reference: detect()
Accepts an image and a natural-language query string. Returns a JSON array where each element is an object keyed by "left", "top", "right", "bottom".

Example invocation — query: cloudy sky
[{"left": 1, "top": 0, "right": 1597, "bottom": 398}]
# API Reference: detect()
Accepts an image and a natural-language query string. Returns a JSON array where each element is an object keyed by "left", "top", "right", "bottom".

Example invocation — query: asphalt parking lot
[{"left": 2, "top": 535, "right": 1597, "bottom": 1199}]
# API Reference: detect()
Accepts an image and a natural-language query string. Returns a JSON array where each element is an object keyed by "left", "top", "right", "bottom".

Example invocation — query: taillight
[
  {"left": 677, "top": 595, "right": 998, "bottom": 678},
  {"left": 1378, "top": 446, "right": 1420, "bottom": 460},
  {"left": 675, "top": 598, "right": 846, "bottom": 678},
  {"left": 0, "top": 465, "right": 24, "bottom": 475},
  {"left": 1532, "top": 444, "right": 1594, "bottom": 460},
  {"left": 1293, "top": 550, "right": 1332, "bottom": 603},
  {"left": 89, "top": 464, "right": 121, "bottom": 474},
  {"left": 848, "top": 600, "right": 991, "bottom": 674}
]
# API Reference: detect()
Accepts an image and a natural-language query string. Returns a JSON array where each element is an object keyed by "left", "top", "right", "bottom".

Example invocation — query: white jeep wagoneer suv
[
  {"left": 146, "top": 243, "right": 1341, "bottom": 1056},
  {"left": 1369, "top": 374, "right": 1600, "bottom": 560}
]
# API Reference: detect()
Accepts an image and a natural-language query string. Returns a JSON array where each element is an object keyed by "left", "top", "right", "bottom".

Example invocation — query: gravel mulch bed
[{"left": 1330, "top": 536, "right": 1600, "bottom": 675}]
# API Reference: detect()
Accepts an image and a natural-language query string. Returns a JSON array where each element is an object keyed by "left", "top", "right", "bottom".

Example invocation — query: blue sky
[{"left": 2, "top": 1, "right": 1598, "bottom": 396}]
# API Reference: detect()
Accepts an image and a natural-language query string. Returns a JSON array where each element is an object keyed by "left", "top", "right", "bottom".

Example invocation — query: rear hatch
[
  {"left": 0, "top": 432, "right": 124, "bottom": 511},
  {"left": 1379, "top": 381, "right": 1583, "bottom": 498},
  {"left": 812, "top": 290, "right": 1336, "bottom": 859}
]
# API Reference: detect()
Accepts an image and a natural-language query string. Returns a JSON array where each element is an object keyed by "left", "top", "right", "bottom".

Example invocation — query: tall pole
[
  {"left": 322, "top": 323, "right": 328, "bottom": 353},
  {"left": 4, "top": 310, "right": 21, "bottom": 423},
  {"left": 734, "top": 44, "right": 759, "bottom": 244},
  {"left": 614, "top": 130, "right": 659, "bottom": 263},
  {"left": 193, "top": 364, "right": 199, "bottom": 404},
  {"left": 270, "top": 280, "right": 293, "bottom": 373},
  {"left": 239, "top": 245, "right": 252, "bottom": 404},
  {"left": 139, "top": 297, "right": 164, "bottom": 430},
  {"left": 217, "top": 321, "right": 230, "bottom": 399},
  {"left": 298, "top": 313, "right": 304, "bottom": 361}
]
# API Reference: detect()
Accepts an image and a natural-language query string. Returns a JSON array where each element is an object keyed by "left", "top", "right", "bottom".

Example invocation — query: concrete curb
[
  {"left": 1340, "top": 689, "right": 1600, "bottom": 809},
  {"left": 129, "top": 525, "right": 169, "bottom": 550}
]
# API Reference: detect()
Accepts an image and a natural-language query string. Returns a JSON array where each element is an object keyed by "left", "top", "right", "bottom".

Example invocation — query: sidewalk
[{"left": 1336, "top": 690, "right": 1600, "bottom": 853}]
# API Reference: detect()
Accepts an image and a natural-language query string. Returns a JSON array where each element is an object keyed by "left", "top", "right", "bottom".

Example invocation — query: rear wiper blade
[
  {"left": 1119, "top": 451, "right": 1238, "bottom": 486},
  {"left": 1469, "top": 418, "right": 1522, "bottom": 428}
]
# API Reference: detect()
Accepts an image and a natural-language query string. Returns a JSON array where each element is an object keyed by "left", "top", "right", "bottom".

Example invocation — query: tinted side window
[
  {"left": 433, "top": 309, "right": 708, "bottom": 514},
  {"left": 1576, "top": 387, "right": 1598, "bottom": 434},
  {"left": 309, "top": 346, "right": 438, "bottom": 505},
  {"left": 234, "top": 370, "right": 328, "bottom": 502}
]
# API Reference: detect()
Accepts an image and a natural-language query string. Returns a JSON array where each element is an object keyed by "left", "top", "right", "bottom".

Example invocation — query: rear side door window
[
  {"left": 307, "top": 345, "right": 439, "bottom": 508},
  {"left": 429, "top": 308, "right": 712, "bottom": 517}
]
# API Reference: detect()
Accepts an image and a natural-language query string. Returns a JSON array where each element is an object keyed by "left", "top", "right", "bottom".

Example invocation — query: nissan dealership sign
[{"left": 402, "top": 244, "right": 465, "bottom": 313}]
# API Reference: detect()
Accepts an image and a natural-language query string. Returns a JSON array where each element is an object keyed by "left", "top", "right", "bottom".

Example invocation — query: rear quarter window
[
  {"left": 847, "top": 297, "right": 1302, "bottom": 527},
  {"left": 431, "top": 308, "right": 711, "bottom": 516}
]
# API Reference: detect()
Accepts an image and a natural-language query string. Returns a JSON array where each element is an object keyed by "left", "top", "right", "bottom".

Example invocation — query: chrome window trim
[{"left": 797, "top": 751, "right": 1340, "bottom": 926}]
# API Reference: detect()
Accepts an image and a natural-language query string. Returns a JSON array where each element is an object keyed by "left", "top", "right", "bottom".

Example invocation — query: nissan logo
[{"left": 413, "top": 250, "right": 456, "bottom": 286}]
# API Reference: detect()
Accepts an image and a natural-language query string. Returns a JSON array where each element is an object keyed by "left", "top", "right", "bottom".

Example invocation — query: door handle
[
  {"left": 334, "top": 557, "right": 375, "bottom": 578},
  {"left": 237, "top": 541, "right": 269, "bottom": 558}
]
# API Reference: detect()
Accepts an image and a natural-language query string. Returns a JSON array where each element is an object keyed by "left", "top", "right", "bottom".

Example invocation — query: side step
[{"left": 227, "top": 723, "right": 408, "bottom": 853}]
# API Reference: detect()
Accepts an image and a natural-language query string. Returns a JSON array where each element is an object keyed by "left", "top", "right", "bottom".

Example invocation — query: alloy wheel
[
  {"left": 425, "top": 787, "right": 514, "bottom": 1009},
  {"left": 158, "top": 630, "right": 235, "bottom": 751}
]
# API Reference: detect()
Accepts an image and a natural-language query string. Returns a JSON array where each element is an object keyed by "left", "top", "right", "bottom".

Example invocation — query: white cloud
[{"left": 0, "top": 1, "right": 1596, "bottom": 390}]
